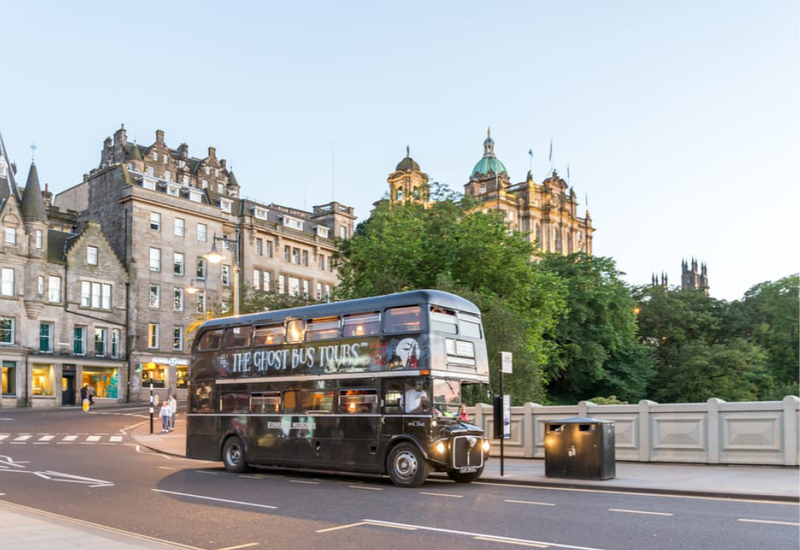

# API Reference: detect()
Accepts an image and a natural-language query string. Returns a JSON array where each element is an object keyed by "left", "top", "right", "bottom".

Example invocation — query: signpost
[
  {"left": 148, "top": 365, "right": 155, "bottom": 434},
  {"left": 498, "top": 351, "right": 512, "bottom": 476}
]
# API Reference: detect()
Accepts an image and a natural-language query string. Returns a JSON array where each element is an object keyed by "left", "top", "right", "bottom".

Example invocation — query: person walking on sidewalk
[
  {"left": 159, "top": 400, "right": 171, "bottom": 433},
  {"left": 168, "top": 394, "right": 177, "bottom": 431}
]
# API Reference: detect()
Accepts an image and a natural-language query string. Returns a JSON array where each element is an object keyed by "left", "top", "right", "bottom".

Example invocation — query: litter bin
[{"left": 543, "top": 417, "right": 615, "bottom": 480}]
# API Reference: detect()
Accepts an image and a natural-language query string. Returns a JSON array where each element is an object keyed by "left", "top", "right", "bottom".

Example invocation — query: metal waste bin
[{"left": 543, "top": 417, "right": 615, "bottom": 480}]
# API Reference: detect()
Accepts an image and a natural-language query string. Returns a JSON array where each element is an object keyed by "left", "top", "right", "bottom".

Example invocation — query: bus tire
[
  {"left": 386, "top": 442, "right": 429, "bottom": 487},
  {"left": 446, "top": 466, "right": 483, "bottom": 483},
  {"left": 222, "top": 436, "right": 249, "bottom": 474}
]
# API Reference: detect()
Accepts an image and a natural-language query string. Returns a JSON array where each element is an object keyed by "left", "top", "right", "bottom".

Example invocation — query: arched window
[
  {"left": 553, "top": 228, "right": 560, "bottom": 252},
  {"left": 396, "top": 187, "right": 403, "bottom": 201},
  {"left": 412, "top": 187, "right": 420, "bottom": 199}
]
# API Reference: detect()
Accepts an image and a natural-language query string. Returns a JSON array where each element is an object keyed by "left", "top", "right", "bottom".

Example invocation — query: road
[{"left": 0, "top": 406, "right": 797, "bottom": 550}]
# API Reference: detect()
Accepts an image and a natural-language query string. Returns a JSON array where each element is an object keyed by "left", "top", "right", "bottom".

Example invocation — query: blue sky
[{"left": 1, "top": 1, "right": 797, "bottom": 300}]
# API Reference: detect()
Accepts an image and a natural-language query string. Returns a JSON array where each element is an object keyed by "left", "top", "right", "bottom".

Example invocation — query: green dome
[{"left": 471, "top": 156, "right": 507, "bottom": 178}]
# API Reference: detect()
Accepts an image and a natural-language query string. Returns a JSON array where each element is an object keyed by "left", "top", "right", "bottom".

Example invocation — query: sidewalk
[{"left": 133, "top": 413, "right": 800, "bottom": 502}]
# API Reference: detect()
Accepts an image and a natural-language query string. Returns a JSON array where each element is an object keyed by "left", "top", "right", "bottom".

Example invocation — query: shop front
[{"left": 133, "top": 355, "right": 190, "bottom": 402}]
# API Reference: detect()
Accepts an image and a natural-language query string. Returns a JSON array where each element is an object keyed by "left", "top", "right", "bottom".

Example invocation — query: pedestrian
[
  {"left": 86, "top": 384, "right": 95, "bottom": 406},
  {"left": 459, "top": 403, "right": 469, "bottom": 422},
  {"left": 168, "top": 394, "right": 177, "bottom": 431},
  {"left": 159, "top": 400, "right": 171, "bottom": 433},
  {"left": 80, "top": 384, "right": 88, "bottom": 407}
]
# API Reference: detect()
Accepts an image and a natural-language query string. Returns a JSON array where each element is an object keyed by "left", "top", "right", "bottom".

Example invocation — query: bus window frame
[
  {"left": 285, "top": 319, "right": 305, "bottom": 344},
  {"left": 253, "top": 325, "right": 285, "bottom": 347},
  {"left": 197, "top": 329, "right": 224, "bottom": 351},
  {"left": 250, "top": 391, "right": 281, "bottom": 414},
  {"left": 338, "top": 388, "right": 379, "bottom": 414},
  {"left": 305, "top": 316, "right": 341, "bottom": 342},
  {"left": 383, "top": 305, "right": 425, "bottom": 334},
  {"left": 223, "top": 325, "right": 252, "bottom": 348},
  {"left": 342, "top": 312, "right": 381, "bottom": 338}
]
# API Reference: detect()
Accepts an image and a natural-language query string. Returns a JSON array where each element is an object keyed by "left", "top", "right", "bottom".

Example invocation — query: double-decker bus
[{"left": 186, "top": 289, "right": 490, "bottom": 487}]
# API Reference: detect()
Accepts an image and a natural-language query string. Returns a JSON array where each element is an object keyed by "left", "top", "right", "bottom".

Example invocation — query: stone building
[
  {"left": 1, "top": 131, "right": 128, "bottom": 408},
  {"left": 391, "top": 129, "right": 595, "bottom": 254},
  {"left": 54, "top": 125, "right": 355, "bottom": 402},
  {"left": 681, "top": 258, "right": 709, "bottom": 294}
]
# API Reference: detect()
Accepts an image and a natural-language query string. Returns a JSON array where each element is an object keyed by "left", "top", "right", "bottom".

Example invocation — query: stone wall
[{"left": 469, "top": 396, "right": 800, "bottom": 466}]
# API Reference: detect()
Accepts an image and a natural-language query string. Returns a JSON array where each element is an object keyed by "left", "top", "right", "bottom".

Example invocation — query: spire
[
  {"left": 0, "top": 127, "right": 20, "bottom": 202},
  {"left": 20, "top": 161, "right": 48, "bottom": 222},
  {"left": 483, "top": 126, "right": 495, "bottom": 157}
]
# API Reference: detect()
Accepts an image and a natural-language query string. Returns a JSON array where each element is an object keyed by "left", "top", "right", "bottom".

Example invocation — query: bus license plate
[{"left": 459, "top": 466, "right": 478, "bottom": 473}]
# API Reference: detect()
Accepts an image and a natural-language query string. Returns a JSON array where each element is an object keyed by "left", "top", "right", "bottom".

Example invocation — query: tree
[
  {"left": 539, "top": 253, "right": 654, "bottom": 404},
  {"left": 336, "top": 196, "right": 567, "bottom": 403}
]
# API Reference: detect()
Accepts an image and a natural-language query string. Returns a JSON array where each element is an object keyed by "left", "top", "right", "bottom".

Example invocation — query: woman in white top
[{"left": 159, "top": 401, "right": 171, "bottom": 433}]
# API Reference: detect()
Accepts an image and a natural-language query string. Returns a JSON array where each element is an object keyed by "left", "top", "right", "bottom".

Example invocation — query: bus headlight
[
  {"left": 435, "top": 441, "right": 446, "bottom": 454},
  {"left": 481, "top": 440, "right": 490, "bottom": 453}
]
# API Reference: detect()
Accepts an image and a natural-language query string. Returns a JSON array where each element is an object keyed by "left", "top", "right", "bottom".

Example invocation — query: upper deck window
[
  {"left": 286, "top": 319, "right": 305, "bottom": 344},
  {"left": 305, "top": 316, "right": 340, "bottom": 342},
  {"left": 224, "top": 326, "right": 252, "bottom": 348},
  {"left": 458, "top": 313, "right": 482, "bottom": 339},
  {"left": 197, "top": 329, "right": 224, "bottom": 351},
  {"left": 430, "top": 307, "right": 457, "bottom": 335},
  {"left": 342, "top": 312, "right": 380, "bottom": 338},
  {"left": 253, "top": 325, "right": 285, "bottom": 347},
  {"left": 383, "top": 306, "right": 422, "bottom": 334}
]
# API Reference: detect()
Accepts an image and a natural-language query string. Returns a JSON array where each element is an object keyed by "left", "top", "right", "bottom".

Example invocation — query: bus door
[
  {"left": 278, "top": 388, "right": 337, "bottom": 467},
  {"left": 336, "top": 388, "right": 382, "bottom": 471}
]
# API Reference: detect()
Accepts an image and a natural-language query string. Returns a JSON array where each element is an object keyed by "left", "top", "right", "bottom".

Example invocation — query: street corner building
[{"left": 49, "top": 125, "right": 355, "bottom": 405}]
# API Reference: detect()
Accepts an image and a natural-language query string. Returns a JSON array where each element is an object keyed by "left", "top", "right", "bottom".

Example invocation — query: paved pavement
[{"left": 2, "top": 411, "right": 798, "bottom": 549}]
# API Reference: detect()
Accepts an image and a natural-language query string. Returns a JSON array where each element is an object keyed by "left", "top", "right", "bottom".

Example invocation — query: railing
[{"left": 468, "top": 396, "right": 800, "bottom": 466}]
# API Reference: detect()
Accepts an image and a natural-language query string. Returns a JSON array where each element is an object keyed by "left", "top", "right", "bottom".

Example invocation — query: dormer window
[
  {"left": 219, "top": 199, "right": 232, "bottom": 213},
  {"left": 188, "top": 190, "right": 203, "bottom": 203},
  {"left": 217, "top": 183, "right": 224, "bottom": 194},
  {"left": 315, "top": 226, "right": 329, "bottom": 238},
  {"left": 165, "top": 184, "right": 180, "bottom": 197},
  {"left": 281, "top": 215, "right": 304, "bottom": 231},
  {"left": 252, "top": 207, "right": 268, "bottom": 220},
  {"left": 142, "top": 178, "right": 157, "bottom": 190}
]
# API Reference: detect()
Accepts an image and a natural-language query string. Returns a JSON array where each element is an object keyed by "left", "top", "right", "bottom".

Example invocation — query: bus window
[
  {"left": 339, "top": 389, "right": 378, "bottom": 414},
  {"left": 250, "top": 391, "right": 280, "bottom": 413},
  {"left": 433, "top": 379, "right": 461, "bottom": 417},
  {"left": 458, "top": 313, "right": 482, "bottom": 339},
  {"left": 306, "top": 317, "right": 340, "bottom": 342},
  {"left": 430, "top": 307, "right": 457, "bottom": 335},
  {"left": 286, "top": 319, "right": 305, "bottom": 344},
  {"left": 197, "top": 329, "right": 224, "bottom": 351},
  {"left": 253, "top": 325, "right": 285, "bottom": 346},
  {"left": 383, "top": 380, "right": 404, "bottom": 414},
  {"left": 283, "top": 390, "right": 334, "bottom": 414},
  {"left": 445, "top": 338, "right": 476, "bottom": 366},
  {"left": 384, "top": 306, "right": 422, "bottom": 334},
  {"left": 342, "top": 312, "right": 380, "bottom": 338},
  {"left": 220, "top": 391, "right": 249, "bottom": 413},
  {"left": 224, "top": 326, "right": 252, "bottom": 348}
]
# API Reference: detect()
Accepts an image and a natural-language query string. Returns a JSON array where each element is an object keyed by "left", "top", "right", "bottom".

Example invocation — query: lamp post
[{"left": 205, "top": 229, "right": 240, "bottom": 316}]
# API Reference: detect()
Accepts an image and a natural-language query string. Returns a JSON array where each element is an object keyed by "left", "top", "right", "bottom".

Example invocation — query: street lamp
[
  {"left": 204, "top": 229, "right": 240, "bottom": 316},
  {"left": 186, "top": 278, "right": 208, "bottom": 320}
]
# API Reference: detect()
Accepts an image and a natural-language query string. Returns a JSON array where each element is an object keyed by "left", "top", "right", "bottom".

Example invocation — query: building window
[
  {"left": 316, "top": 282, "right": 322, "bottom": 300},
  {"left": 319, "top": 254, "right": 325, "bottom": 270},
  {"left": 325, "top": 284, "right": 331, "bottom": 299},
  {"left": 222, "top": 265, "right": 230, "bottom": 287},
  {"left": 284, "top": 246, "right": 290, "bottom": 262},
  {"left": 95, "top": 328, "right": 108, "bottom": 356},
  {"left": 174, "top": 218, "right": 185, "bottom": 237},
  {"left": 149, "top": 248, "right": 161, "bottom": 271},
  {"left": 201, "top": 179, "right": 208, "bottom": 189},
  {"left": 4, "top": 227, "right": 16, "bottom": 245},
  {"left": 292, "top": 248, "right": 300, "bottom": 264},
  {"left": 173, "top": 326, "right": 184, "bottom": 351},
  {"left": 37, "top": 276, "right": 44, "bottom": 295},
  {"left": 174, "top": 252, "right": 185, "bottom": 275},
  {"left": 1, "top": 268, "right": 14, "bottom": 296},
  {"left": 253, "top": 269, "right": 261, "bottom": 290},
  {"left": 278, "top": 275, "right": 285, "bottom": 294},
  {"left": 217, "top": 183, "right": 224, "bottom": 194},
  {"left": 174, "top": 288, "right": 184, "bottom": 311},
  {"left": 111, "top": 329, "right": 120, "bottom": 358},
  {"left": 197, "top": 258, "right": 207, "bottom": 280},
  {"left": 39, "top": 323, "right": 53, "bottom": 353},
  {"left": 87, "top": 246, "right": 98, "bottom": 265},
  {"left": 147, "top": 324, "right": 159, "bottom": 349},
  {"left": 74, "top": 326, "right": 86, "bottom": 355},
  {"left": 149, "top": 284, "right": 161, "bottom": 308},
  {"left": 2, "top": 361, "right": 15, "bottom": 395},
  {"left": 150, "top": 212, "right": 161, "bottom": 231},
  {"left": 327, "top": 257, "right": 332, "bottom": 271},
  {"left": 81, "top": 281, "right": 91, "bottom": 307},
  {"left": 220, "top": 200, "right": 232, "bottom": 213},
  {"left": 102, "top": 284, "right": 112, "bottom": 309},
  {"left": 165, "top": 170, "right": 173, "bottom": 182},
  {"left": 302, "top": 279, "right": 309, "bottom": 298},
  {"left": 196, "top": 291, "right": 205, "bottom": 314},
  {"left": 48, "top": 276, "right": 61, "bottom": 303},
  {"left": 35, "top": 229, "right": 43, "bottom": 249},
  {"left": 340, "top": 227, "right": 346, "bottom": 240},
  {"left": 289, "top": 277, "right": 300, "bottom": 297},
  {"left": 255, "top": 238, "right": 262, "bottom": 256},
  {"left": 265, "top": 240, "right": 273, "bottom": 258},
  {"left": 153, "top": 151, "right": 159, "bottom": 161},
  {"left": 31, "top": 365, "right": 54, "bottom": 396},
  {"left": 281, "top": 216, "right": 304, "bottom": 231},
  {"left": 302, "top": 250, "right": 308, "bottom": 266},
  {"left": 197, "top": 223, "right": 207, "bottom": 242},
  {"left": 263, "top": 271, "right": 271, "bottom": 292},
  {"left": 0, "top": 317, "right": 14, "bottom": 344}
]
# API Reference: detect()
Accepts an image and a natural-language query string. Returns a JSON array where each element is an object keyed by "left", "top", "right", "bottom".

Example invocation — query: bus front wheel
[
  {"left": 447, "top": 466, "right": 483, "bottom": 483},
  {"left": 222, "top": 436, "right": 249, "bottom": 474},
  {"left": 387, "top": 443, "right": 429, "bottom": 487}
]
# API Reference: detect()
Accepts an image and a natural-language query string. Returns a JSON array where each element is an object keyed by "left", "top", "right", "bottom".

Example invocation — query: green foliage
[
  {"left": 336, "top": 196, "right": 567, "bottom": 404},
  {"left": 586, "top": 395, "right": 628, "bottom": 405},
  {"left": 539, "top": 253, "right": 655, "bottom": 404},
  {"left": 240, "top": 286, "right": 321, "bottom": 314}
]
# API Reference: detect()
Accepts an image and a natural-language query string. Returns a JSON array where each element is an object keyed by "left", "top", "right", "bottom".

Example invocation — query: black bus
[{"left": 186, "top": 289, "right": 490, "bottom": 487}]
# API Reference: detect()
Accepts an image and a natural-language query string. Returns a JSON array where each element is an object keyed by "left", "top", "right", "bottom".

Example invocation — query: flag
[
  {"left": 548, "top": 139, "right": 553, "bottom": 163},
  {"left": 567, "top": 165, "right": 570, "bottom": 180},
  {"left": 528, "top": 148, "right": 533, "bottom": 158}
]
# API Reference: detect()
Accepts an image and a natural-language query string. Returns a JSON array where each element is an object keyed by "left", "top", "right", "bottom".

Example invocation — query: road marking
[
  {"left": 13, "top": 435, "right": 31, "bottom": 442},
  {"left": 316, "top": 522, "right": 368, "bottom": 533},
  {"left": 38, "top": 435, "right": 55, "bottom": 441},
  {"left": 473, "top": 481, "right": 800, "bottom": 506},
  {"left": 238, "top": 475, "right": 263, "bottom": 479},
  {"left": 290, "top": 480, "right": 319, "bottom": 485},
  {"left": 0, "top": 435, "right": 8, "bottom": 441},
  {"left": 364, "top": 519, "right": 610, "bottom": 550},
  {"left": 152, "top": 489, "right": 277, "bottom": 509},
  {"left": 215, "top": 543, "right": 259, "bottom": 550},
  {"left": 474, "top": 537, "right": 549, "bottom": 548},
  {"left": 738, "top": 518, "right": 800, "bottom": 526},
  {"left": 349, "top": 485, "right": 384, "bottom": 491},
  {"left": 609, "top": 508, "right": 673, "bottom": 516},
  {"left": 195, "top": 470, "right": 218, "bottom": 475},
  {"left": 109, "top": 436, "right": 123, "bottom": 442},
  {"left": 86, "top": 435, "right": 101, "bottom": 442},
  {"left": 62, "top": 435, "right": 78, "bottom": 441},
  {"left": 505, "top": 499, "right": 556, "bottom": 506},
  {"left": 419, "top": 491, "right": 463, "bottom": 498}
]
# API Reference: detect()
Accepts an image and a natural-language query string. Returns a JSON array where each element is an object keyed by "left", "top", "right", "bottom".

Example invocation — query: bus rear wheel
[
  {"left": 447, "top": 466, "right": 483, "bottom": 483},
  {"left": 222, "top": 436, "right": 249, "bottom": 474},
  {"left": 387, "top": 443, "right": 429, "bottom": 487}
]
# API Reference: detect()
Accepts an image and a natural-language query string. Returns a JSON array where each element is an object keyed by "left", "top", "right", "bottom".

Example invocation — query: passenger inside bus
[{"left": 404, "top": 380, "right": 428, "bottom": 413}]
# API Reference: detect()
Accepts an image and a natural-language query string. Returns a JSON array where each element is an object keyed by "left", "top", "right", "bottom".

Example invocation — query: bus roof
[{"left": 200, "top": 289, "right": 481, "bottom": 330}]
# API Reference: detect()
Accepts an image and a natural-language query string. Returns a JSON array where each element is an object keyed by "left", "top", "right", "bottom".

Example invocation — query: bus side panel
[
  {"left": 186, "top": 415, "right": 223, "bottom": 461},
  {"left": 337, "top": 415, "right": 381, "bottom": 472}
]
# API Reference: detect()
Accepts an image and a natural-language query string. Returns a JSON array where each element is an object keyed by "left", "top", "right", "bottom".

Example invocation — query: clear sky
[{"left": 1, "top": 1, "right": 797, "bottom": 300}]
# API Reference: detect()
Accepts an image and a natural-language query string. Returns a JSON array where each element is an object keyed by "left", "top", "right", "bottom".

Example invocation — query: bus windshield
[{"left": 432, "top": 378, "right": 461, "bottom": 417}]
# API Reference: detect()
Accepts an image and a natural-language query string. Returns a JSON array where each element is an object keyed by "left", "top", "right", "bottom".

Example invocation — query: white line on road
[
  {"left": 152, "top": 489, "right": 277, "bottom": 509},
  {"left": 215, "top": 543, "right": 259, "bottom": 550},
  {"left": 290, "top": 480, "right": 319, "bottom": 485},
  {"left": 195, "top": 470, "right": 218, "bottom": 475},
  {"left": 37, "top": 435, "right": 55, "bottom": 441},
  {"left": 419, "top": 491, "right": 463, "bottom": 498},
  {"left": 0, "top": 435, "right": 8, "bottom": 441},
  {"left": 238, "top": 475, "right": 263, "bottom": 479},
  {"left": 349, "top": 485, "right": 383, "bottom": 491},
  {"left": 13, "top": 435, "right": 31, "bottom": 441},
  {"left": 363, "top": 519, "right": 610, "bottom": 550},
  {"left": 609, "top": 508, "right": 673, "bottom": 516},
  {"left": 86, "top": 435, "right": 101, "bottom": 442},
  {"left": 316, "top": 522, "right": 368, "bottom": 533},
  {"left": 738, "top": 518, "right": 800, "bottom": 526},
  {"left": 505, "top": 499, "right": 556, "bottom": 506},
  {"left": 109, "top": 436, "right": 123, "bottom": 442},
  {"left": 474, "top": 536, "right": 549, "bottom": 548},
  {"left": 62, "top": 435, "right": 78, "bottom": 441}
]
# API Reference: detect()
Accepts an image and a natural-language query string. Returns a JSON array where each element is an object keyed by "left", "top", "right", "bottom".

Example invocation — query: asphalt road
[{"left": 0, "top": 406, "right": 798, "bottom": 550}]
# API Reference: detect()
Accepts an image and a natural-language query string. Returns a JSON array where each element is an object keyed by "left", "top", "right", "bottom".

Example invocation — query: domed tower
[
  {"left": 387, "top": 146, "right": 429, "bottom": 206},
  {"left": 464, "top": 127, "right": 510, "bottom": 197}
]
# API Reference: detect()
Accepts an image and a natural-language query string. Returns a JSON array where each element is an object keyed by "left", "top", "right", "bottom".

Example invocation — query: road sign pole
[
  {"left": 499, "top": 351, "right": 513, "bottom": 477},
  {"left": 499, "top": 366, "right": 504, "bottom": 477},
  {"left": 149, "top": 378, "right": 154, "bottom": 434}
]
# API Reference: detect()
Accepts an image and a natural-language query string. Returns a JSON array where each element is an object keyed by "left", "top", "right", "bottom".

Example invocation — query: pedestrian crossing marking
[
  {"left": 63, "top": 435, "right": 78, "bottom": 441},
  {"left": 0, "top": 433, "right": 124, "bottom": 445},
  {"left": 38, "top": 435, "right": 55, "bottom": 441},
  {"left": 110, "top": 436, "right": 123, "bottom": 442},
  {"left": 86, "top": 435, "right": 101, "bottom": 442},
  {"left": 0, "top": 435, "right": 8, "bottom": 441},
  {"left": 13, "top": 435, "right": 31, "bottom": 441}
]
